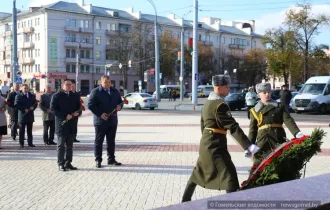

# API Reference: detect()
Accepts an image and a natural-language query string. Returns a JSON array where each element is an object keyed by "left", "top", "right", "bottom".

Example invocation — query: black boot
[
  {"left": 181, "top": 181, "right": 197, "bottom": 203},
  {"left": 226, "top": 189, "right": 238, "bottom": 193}
]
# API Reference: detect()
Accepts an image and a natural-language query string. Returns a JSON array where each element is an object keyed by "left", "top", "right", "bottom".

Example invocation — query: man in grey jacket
[{"left": 39, "top": 85, "right": 56, "bottom": 145}]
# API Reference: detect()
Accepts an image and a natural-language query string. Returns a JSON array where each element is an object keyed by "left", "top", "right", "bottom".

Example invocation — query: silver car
[{"left": 123, "top": 93, "right": 158, "bottom": 110}]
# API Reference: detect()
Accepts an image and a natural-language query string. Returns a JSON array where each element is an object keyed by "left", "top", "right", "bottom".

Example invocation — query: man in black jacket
[
  {"left": 39, "top": 85, "right": 56, "bottom": 145},
  {"left": 6, "top": 83, "right": 20, "bottom": 140},
  {"left": 50, "top": 79, "right": 81, "bottom": 171},
  {"left": 88, "top": 75, "right": 123, "bottom": 168},
  {"left": 14, "top": 84, "right": 37, "bottom": 147},
  {"left": 280, "top": 84, "right": 292, "bottom": 110}
]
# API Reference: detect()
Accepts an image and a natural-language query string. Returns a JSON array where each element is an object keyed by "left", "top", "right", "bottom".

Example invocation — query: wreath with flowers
[{"left": 240, "top": 128, "right": 325, "bottom": 190}]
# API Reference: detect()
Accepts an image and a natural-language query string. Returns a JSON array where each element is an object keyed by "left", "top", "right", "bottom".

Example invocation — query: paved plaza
[{"left": 0, "top": 99, "right": 330, "bottom": 210}]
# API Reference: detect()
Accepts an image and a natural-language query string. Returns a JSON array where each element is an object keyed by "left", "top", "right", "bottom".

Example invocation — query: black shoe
[
  {"left": 64, "top": 162, "right": 78, "bottom": 170},
  {"left": 73, "top": 139, "right": 80, "bottom": 143},
  {"left": 59, "top": 165, "right": 66, "bottom": 171},
  {"left": 44, "top": 142, "right": 49, "bottom": 145},
  {"left": 12, "top": 136, "right": 16, "bottom": 141},
  {"left": 48, "top": 141, "right": 57, "bottom": 145},
  {"left": 96, "top": 162, "right": 102, "bottom": 168},
  {"left": 20, "top": 144, "right": 24, "bottom": 148},
  {"left": 28, "top": 144, "right": 35, "bottom": 147},
  {"left": 108, "top": 159, "right": 122, "bottom": 166}
]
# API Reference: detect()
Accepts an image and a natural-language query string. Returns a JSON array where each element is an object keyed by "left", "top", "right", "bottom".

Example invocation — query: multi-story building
[{"left": 0, "top": 0, "right": 265, "bottom": 94}]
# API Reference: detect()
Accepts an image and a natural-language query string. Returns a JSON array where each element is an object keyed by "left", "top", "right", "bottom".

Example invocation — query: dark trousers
[
  {"left": 57, "top": 134, "right": 74, "bottom": 165},
  {"left": 73, "top": 118, "right": 78, "bottom": 140},
  {"left": 94, "top": 124, "right": 118, "bottom": 162},
  {"left": 43, "top": 120, "right": 55, "bottom": 143},
  {"left": 247, "top": 106, "right": 254, "bottom": 119},
  {"left": 19, "top": 122, "right": 33, "bottom": 146},
  {"left": 11, "top": 120, "right": 18, "bottom": 138}
]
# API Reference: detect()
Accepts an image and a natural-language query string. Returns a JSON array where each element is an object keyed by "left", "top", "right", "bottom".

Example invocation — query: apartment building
[{"left": 0, "top": 0, "right": 265, "bottom": 94}]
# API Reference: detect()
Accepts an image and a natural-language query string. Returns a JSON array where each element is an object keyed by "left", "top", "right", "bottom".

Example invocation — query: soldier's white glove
[
  {"left": 248, "top": 144, "right": 260, "bottom": 154},
  {"left": 244, "top": 150, "right": 252, "bottom": 158},
  {"left": 295, "top": 132, "right": 304, "bottom": 139}
]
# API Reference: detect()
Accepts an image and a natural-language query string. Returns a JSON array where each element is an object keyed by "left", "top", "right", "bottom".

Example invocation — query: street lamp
[
  {"left": 76, "top": 40, "right": 84, "bottom": 92},
  {"left": 147, "top": 0, "right": 161, "bottom": 102}
]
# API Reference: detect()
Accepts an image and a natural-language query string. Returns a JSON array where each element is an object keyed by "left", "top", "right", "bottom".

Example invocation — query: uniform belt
[
  {"left": 205, "top": 128, "right": 227, "bottom": 135},
  {"left": 259, "top": 124, "right": 283, "bottom": 130}
]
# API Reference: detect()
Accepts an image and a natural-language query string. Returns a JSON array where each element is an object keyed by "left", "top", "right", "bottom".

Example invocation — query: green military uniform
[
  {"left": 190, "top": 94, "right": 252, "bottom": 190},
  {"left": 248, "top": 100, "right": 300, "bottom": 159}
]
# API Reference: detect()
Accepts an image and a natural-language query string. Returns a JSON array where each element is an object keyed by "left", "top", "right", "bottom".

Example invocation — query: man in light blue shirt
[{"left": 245, "top": 87, "right": 257, "bottom": 119}]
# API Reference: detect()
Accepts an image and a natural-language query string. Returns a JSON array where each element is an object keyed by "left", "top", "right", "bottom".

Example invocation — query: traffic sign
[
  {"left": 119, "top": 63, "right": 122, "bottom": 69},
  {"left": 16, "top": 76, "right": 22, "bottom": 84},
  {"left": 194, "top": 73, "right": 200, "bottom": 81},
  {"left": 16, "top": 71, "right": 22, "bottom": 77}
]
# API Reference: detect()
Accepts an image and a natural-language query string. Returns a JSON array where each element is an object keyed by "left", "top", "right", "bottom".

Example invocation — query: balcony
[
  {"left": 64, "top": 41, "right": 80, "bottom": 48},
  {"left": 80, "top": 42, "right": 93, "bottom": 48},
  {"left": 64, "top": 57, "right": 76, "bottom": 63},
  {"left": 80, "top": 58, "right": 93, "bottom": 63},
  {"left": 105, "top": 30, "right": 119, "bottom": 36},
  {"left": 21, "top": 42, "right": 35, "bottom": 49},
  {"left": 229, "top": 44, "right": 246, "bottom": 50},
  {"left": 106, "top": 43, "right": 117, "bottom": 50},
  {"left": 22, "top": 58, "right": 35, "bottom": 64},
  {"left": 5, "top": 31, "right": 12, "bottom": 36},
  {"left": 64, "top": 26, "right": 80, "bottom": 32},
  {"left": 18, "top": 27, "right": 35, "bottom": 34},
  {"left": 119, "top": 31, "right": 131, "bottom": 37},
  {"left": 79, "top": 27, "right": 93, "bottom": 34}
]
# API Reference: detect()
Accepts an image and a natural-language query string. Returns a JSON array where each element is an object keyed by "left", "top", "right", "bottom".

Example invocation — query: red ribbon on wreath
[{"left": 241, "top": 135, "right": 309, "bottom": 188}]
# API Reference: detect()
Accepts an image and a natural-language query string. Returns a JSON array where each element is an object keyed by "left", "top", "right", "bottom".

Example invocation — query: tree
[
  {"left": 263, "top": 28, "right": 302, "bottom": 87},
  {"left": 309, "top": 44, "right": 330, "bottom": 76},
  {"left": 285, "top": 4, "right": 330, "bottom": 82},
  {"left": 198, "top": 43, "right": 215, "bottom": 77},
  {"left": 239, "top": 49, "right": 267, "bottom": 86}
]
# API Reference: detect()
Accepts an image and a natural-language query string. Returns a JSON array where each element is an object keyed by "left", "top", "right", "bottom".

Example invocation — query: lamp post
[
  {"left": 76, "top": 40, "right": 84, "bottom": 92},
  {"left": 147, "top": 0, "right": 161, "bottom": 102}
]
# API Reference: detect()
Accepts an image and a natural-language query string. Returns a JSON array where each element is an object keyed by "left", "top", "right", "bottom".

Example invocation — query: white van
[
  {"left": 198, "top": 85, "right": 213, "bottom": 97},
  {"left": 291, "top": 76, "right": 330, "bottom": 114}
]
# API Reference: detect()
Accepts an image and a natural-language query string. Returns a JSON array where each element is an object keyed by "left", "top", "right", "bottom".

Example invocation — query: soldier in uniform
[
  {"left": 248, "top": 83, "right": 304, "bottom": 160},
  {"left": 181, "top": 75, "right": 260, "bottom": 202}
]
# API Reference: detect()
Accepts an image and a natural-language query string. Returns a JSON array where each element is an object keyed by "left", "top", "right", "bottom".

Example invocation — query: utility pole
[
  {"left": 11, "top": 0, "right": 18, "bottom": 86},
  {"left": 192, "top": 0, "right": 198, "bottom": 105},
  {"left": 180, "top": 22, "right": 185, "bottom": 101},
  {"left": 76, "top": 43, "right": 80, "bottom": 92}
]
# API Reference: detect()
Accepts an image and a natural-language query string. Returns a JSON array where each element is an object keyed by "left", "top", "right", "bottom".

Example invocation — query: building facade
[{"left": 0, "top": 0, "right": 265, "bottom": 94}]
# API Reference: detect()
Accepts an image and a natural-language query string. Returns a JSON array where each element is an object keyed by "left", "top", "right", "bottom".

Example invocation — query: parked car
[
  {"left": 123, "top": 93, "right": 158, "bottom": 110},
  {"left": 225, "top": 93, "right": 245, "bottom": 111}
]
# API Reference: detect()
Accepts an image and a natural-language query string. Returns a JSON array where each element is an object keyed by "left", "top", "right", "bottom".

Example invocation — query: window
[
  {"left": 86, "top": 51, "right": 90, "bottom": 59},
  {"left": 198, "top": 34, "right": 202, "bottom": 41},
  {"left": 38, "top": 49, "right": 40, "bottom": 57},
  {"left": 96, "top": 22, "right": 101, "bottom": 30},
  {"left": 80, "top": 50, "right": 85, "bottom": 58},
  {"left": 85, "top": 20, "right": 89, "bottom": 28},
  {"left": 95, "top": 66, "right": 101, "bottom": 73},
  {"left": 71, "top": 19, "right": 76, "bottom": 27},
  {"left": 66, "top": 19, "right": 70, "bottom": 26},
  {"left": 86, "top": 65, "right": 90, "bottom": 73},
  {"left": 119, "top": 24, "right": 131, "bottom": 33},
  {"left": 66, "top": 64, "right": 70, "bottom": 72},
  {"left": 80, "top": 20, "right": 84, "bottom": 28},
  {"left": 71, "top": 49, "right": 76, "bottom": 58},
  {"left": 38, "top": 64, "right": 40, "bottom": 72},
  {"left": 35, "top": 18, "right": 38, "bottom": 26},
  {"left": 72, "top": 64, "right": 76, "bottom": 73},
  {"left": 38, "top": 18, "right": 40, "bottom": 26},
  {"left": 38, "top": 33, "right": 40, "bottom": 41},
  {"left": 106, "top": 38, "right": 110, "bottom": 45},
  {"left": 80, "top": 65, "right": 85, "bottom": 73},
  {"left": 35, "top": 49, "right": 38, "bottom": 57},
  {"left": 95, "top": 51, "right": 101, "bottom": 60},
  {"left": 96, "top": 36, "right": 101, "bottom": 45},
  {"left": 66, "top": 49, "right": 70, "bottom": 57}
]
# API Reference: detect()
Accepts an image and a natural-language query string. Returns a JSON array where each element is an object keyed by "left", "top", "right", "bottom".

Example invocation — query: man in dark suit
[
  {"left": 39, "top": 85, "right": 56, "bottom": 145},
  {"left": 7, "top": 83, "right": 20, "bottom": 140},
  {"left": 14, "top": 84, "right": 37, "bottom": 147},
  {"left": 50, "top": 79, "right": 81, "bottom": 171},
  {"left": 88, "top": 75, "right": 123, "bottom": 168},
  {"left": 71, "top": 83, "right": 80, "bottom": 143}
]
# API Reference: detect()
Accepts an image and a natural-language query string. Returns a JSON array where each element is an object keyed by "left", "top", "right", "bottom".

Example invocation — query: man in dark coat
[
  {"left": 71, "top": 83, "right": 81, "bottom": 143},
  {"left": 248, "top": 83, "right": 303, "bottom": 161},
  {"left": 6, "top": 83, "right": 20, "bottom": 140},
  {"left": 50, "top": 79, "right": 81, "bottom": 171},
  {"left": 181, "top": 75, "right": 260, "bottom": 202},
  {"left": 88, "top": 75, "right": 123, "bottom": 168},
  {"left": 39, "top": 85, "right": 56, "bottom": 145},
  {"left": 280, "top": 84, "right": 292, "bottom": 110},
  {"left": 14, "top": 84, "right": 37, "bottom": 147}
]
